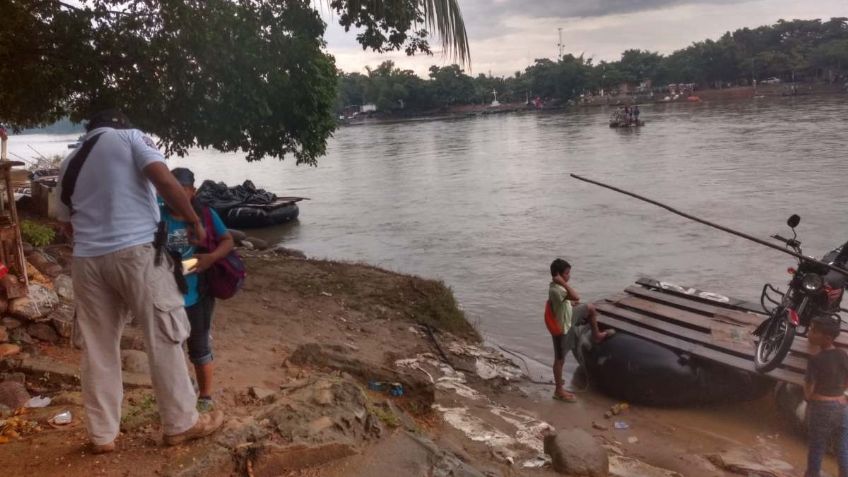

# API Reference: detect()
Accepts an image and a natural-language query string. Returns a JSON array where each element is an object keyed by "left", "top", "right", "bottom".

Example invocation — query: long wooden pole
[{"left": 570, "top": 174, "right": 848, "bottom": 276}]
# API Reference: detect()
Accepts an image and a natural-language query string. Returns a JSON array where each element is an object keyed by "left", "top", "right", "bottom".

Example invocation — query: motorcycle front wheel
[{"left": 754, "top": 309, "right": 796, "bottom": 373}]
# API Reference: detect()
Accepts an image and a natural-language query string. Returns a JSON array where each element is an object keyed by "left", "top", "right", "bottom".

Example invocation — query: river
[{"left": 9, "top": 95, "right": 848, "bottom": 470}]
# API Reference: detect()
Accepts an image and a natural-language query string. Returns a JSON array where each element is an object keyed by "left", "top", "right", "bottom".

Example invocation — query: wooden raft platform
[{"left": 594, "top": 278, "right": 848, "bottom": 387}]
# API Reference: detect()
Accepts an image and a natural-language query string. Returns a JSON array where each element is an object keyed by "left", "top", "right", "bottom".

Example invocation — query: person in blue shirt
[{"left": 163, "top": 167, "right": 234, "bottom": 412}]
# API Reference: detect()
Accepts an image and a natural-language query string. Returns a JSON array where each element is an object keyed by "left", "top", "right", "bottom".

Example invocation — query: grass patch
[
  {"left": 121, "top": 393, "right": 159, "bottom": 432},
  {"left": 252, "top": 257, "right": 480, "bottom": 341}
]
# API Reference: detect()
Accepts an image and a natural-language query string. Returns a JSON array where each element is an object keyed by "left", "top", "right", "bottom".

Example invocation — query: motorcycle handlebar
[{"left": 771, "top": 234, "right": 801, "bottom": 248}]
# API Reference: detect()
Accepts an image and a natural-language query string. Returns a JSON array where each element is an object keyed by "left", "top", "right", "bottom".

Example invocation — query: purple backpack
[{"left": 201, "top": 207, "right": 245, "bottom": 299}]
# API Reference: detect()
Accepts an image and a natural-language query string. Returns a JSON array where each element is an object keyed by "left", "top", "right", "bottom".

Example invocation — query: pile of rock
[{"left": 0, "top": 244, "right": 74, "bottom": 359}]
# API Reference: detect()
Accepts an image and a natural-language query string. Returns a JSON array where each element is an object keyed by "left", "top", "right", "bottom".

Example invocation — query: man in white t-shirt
[{"left": 56, "top": 109, "right": 224, "bottom": 453}]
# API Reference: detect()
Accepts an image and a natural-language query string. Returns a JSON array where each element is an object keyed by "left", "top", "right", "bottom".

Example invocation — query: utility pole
[{"left": 557, "top": 28, "right": 564, "bottom": 60}]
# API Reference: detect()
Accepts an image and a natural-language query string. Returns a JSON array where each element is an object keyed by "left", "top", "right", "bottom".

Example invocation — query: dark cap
[
  {"left": 171, "top": 167, "right": 195, "bottom": 186},
  {"left": 86, "top": 109, "right": 131, "bottom": 132}
]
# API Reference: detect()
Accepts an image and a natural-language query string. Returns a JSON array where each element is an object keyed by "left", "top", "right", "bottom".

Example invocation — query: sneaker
[
  {"left": 197, "top": 397, "right": 215, "bottom": 413},
  {"left": 163, "top": 410, "right": 224, "bottom": 446}
]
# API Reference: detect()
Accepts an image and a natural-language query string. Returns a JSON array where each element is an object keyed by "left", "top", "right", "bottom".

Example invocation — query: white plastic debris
[{"left": 25, "top": 395, "right": 52, "bottom": 408}]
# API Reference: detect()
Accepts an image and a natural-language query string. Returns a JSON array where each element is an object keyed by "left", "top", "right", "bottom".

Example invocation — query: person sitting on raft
[{"left": 545, "top": 258, "right": 614, "bottom": 402}]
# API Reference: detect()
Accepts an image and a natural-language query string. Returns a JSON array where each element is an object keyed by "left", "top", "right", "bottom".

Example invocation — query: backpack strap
[
  {"left": 201, "top": 206, "right": 218, "bottom": 251},
  {"left": 60, "top": 133, "right": 105, "bottom": 213}
]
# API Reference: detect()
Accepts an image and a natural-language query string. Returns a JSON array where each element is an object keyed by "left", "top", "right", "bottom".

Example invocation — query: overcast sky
[{"left": 322, "top": 0, "right": 846, "bottom": 77}]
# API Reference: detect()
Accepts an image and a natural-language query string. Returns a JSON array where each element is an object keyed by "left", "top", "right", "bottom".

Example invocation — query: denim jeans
[{"left": 806, "top": 400, "right": 848, "bottom": 477}]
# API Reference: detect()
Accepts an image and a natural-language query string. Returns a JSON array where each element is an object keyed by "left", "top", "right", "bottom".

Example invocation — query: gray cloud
[{"left": 460, "top": 0, "right": 741, "bottom": 39}]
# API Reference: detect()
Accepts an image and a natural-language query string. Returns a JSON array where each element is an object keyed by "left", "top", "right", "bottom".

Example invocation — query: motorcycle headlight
[{"left": 802, "top": 274, "right": 824, "bottom": 292}]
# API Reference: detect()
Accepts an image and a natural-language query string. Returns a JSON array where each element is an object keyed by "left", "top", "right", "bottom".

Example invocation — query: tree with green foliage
[
  {"left": 428, "top": 65, "right": 474, "bottom": 106},
  {"left": 0, "top": 0, "right": 469, "bottom": 164}
]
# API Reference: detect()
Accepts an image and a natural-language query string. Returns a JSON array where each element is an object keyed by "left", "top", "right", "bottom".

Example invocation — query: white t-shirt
[{"left": 56, "top": 127, "right": 165, "bottom": 257}]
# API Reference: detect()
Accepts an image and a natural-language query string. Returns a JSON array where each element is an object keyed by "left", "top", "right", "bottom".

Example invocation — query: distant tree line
[{"left": 336, "top": 17, "right": 848, "bottom": 113}]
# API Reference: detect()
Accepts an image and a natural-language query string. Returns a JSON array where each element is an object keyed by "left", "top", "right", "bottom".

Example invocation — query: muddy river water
[{"left": 12, "top": 95, "right": 848, "bottom": 472}]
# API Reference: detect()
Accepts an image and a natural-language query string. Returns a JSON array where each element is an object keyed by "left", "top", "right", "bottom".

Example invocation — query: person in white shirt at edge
[{"left": 56, "top": 109, "right": 224, "bottom": 454}]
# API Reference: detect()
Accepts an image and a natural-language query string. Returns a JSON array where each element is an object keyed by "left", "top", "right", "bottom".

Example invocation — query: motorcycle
[{"left": 754, "top": 214, "right": 848, "bottom": 373}]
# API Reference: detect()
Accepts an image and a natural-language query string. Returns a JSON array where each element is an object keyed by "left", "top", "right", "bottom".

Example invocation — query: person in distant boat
[
  {"left": 633, "top": 105, "right": 641, "bottom": 124},
  {"left": 623, "top": 106, "right": 630, "bottom": 125},
  {"left": 545, "top": 258, "right": 614, "bottom": 402}
]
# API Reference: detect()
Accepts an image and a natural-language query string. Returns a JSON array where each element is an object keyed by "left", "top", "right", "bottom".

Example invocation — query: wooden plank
[
  {"left": 636, "top": 277, "right": 764, "bottom": 314},
  {"left": 604, "top": 298, "right": 821, "bottom": 361},
  {"left": 636, "top": 277, "right": 848, "bottom": 331},
  {"left": 596, "top": 302, "right": 809, "bottom": 373},
  {"left": 615, "top": 296, "right": 736, "bottom": 332},
  {"left": 595, "top": 313, "right": 805, "bottom": 386},
  {"left": 625, "top": 286, "right": 762, "bottom": 326},
  {"left": 626, "top": 285, "right": 848, "bottom": 349}
]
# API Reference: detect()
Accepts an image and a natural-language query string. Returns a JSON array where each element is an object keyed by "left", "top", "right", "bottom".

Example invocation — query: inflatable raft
[
  {"left": 570, "top": 278, "right": 815, "bottom": 406},
  {"left": 221, "top": 201, "right": 300, "bottom": 229},
  {"left": 196, "top": 180, "right": 306, "bottom": 229},
  {"left": 573, "top": 327, "right": 772, "bottom": 406}
]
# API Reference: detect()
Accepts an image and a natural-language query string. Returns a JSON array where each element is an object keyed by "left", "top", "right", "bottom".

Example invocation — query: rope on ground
[
  {"left": 424, "top": 324, "right": 476, "bottom": 374},
  {"left": 497, "top": 344, "right": 590, "bottom": 392}
]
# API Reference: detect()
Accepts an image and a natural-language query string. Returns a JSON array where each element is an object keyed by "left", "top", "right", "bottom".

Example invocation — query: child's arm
[{"left": 551, "top": 275, "right": 581, "bottom": 302}]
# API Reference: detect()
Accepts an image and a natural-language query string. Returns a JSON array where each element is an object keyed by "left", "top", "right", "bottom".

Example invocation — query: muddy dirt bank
[{"left": 0, "top": 250, "right": 827, "bottom": 476}]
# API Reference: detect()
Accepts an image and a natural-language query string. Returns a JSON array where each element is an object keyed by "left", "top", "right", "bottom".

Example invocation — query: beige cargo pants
[{"left": 72, "top": 243, "right": 198, "bottom": 445}]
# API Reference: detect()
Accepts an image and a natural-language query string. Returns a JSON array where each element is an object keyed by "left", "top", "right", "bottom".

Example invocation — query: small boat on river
[
  {"left": 609, "top": 119, "right": 645, "bottom": 128},
  {"left": 196, "top": 180, "right": 305, "bottom": 229}
]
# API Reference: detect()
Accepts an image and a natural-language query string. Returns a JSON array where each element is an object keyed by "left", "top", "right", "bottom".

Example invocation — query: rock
[
  {"left": 0, "top": 297, "right": 8, "bottom": 316},
  {"left": 250, "top": 443, "right": 357, "bottom": 475},
  {"left": 228, "top": 229, "right": 247, "bottom": 243},
  {"left": 271, "top": 245, "right": 306, "bottom": 259},
  {"left": 216, "top": 416, "right": 269, "bottom": 450},
  {"left": 609, "top": 455, "right": 684, "bottom": 477},
  {"left": 121, "top": 326, "right": 146, "bottom": 351},
  {"left": 21, "top": 242, "right": 34, "bottom": 256},
  {"left": 49, "top": 305, "right": 74, "bottom": 338},
  {"left": 27, "top": 322, "right": 59, "bottom": 344},
  {"left": 0, "top": 343, "right": 21, "bottom": 358},
  {"left": 121, "top": 350, "right": 150, "bottom": 375},
  {"left": 0, "top": 326, "right": 7, "bottom": 343},
  {"left": 250, "top": 386, "right": 276, "bottom": 401},
  {"left": 707, "top": 450, "right": 793, "bottom": 477},
  {"left": 9, "top": 328, "right": 33, "bottom": 345},
  {"left": 244, "top": 236, "right": 269, "bottom": 250},
  {"left": 0, "top": 403, "right": 10, "bottom": 418},
  {"left": 0, "top": 372, "right": 25, "bottom": 384},
  {"left": 307, "top": 416, "right": 334, "bottom": 434},
  {"left": 1, "top": 317, "right": 21, "bottom": 330},
  {"left": 0, "top": 381, "right": 30, "bottom": 409},
  {"left": 28, "top": 251, "right": 62, "bottom": 277},
  {"left": 544, "top": 429, "right": 610, "bottom": 476},
  {"left": 593, "top": 421, "right": 609, "bottom": 431},
  {"left": 241, "top": 241, "right": 255, "bottom": 250},
  {"left": 9, "top": 284, "right": 59, "bottom": 321},
  {"left": 51, "top": 391, "right": 83, "bottom": 407},
  {"left": 53, "top": 274, "right": 74, "bottom": 301}
]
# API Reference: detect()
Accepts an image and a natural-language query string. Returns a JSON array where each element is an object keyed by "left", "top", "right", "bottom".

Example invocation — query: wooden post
[{"left": 0, "top": 133, "right": 29, "bottom": 296}]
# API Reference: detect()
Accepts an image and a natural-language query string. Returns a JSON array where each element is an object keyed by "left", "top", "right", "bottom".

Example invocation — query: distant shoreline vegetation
[{"left": 335, "top": 17, "right": 848, "bottom": 115}]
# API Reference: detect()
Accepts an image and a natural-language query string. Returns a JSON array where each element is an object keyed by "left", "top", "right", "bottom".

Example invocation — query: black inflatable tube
[
  {"left": 220, "top": 204, "right": 299, "bottom": 229},
  {"left": 577, "top": 332, "right": 772, "bottom": 406}
]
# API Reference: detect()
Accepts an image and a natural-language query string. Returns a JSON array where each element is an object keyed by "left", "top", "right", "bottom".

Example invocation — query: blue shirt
[{"left": 161, "top": 206, "right": 228, "bottom": 307}]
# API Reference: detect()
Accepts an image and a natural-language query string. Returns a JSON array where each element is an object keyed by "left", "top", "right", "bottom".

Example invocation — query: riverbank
[
  {"left": 0, "top": 246, "right": 818, "bottom": 476},
  {"left": 340, "top": 84, "right": 847, "bottom": 126}
]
